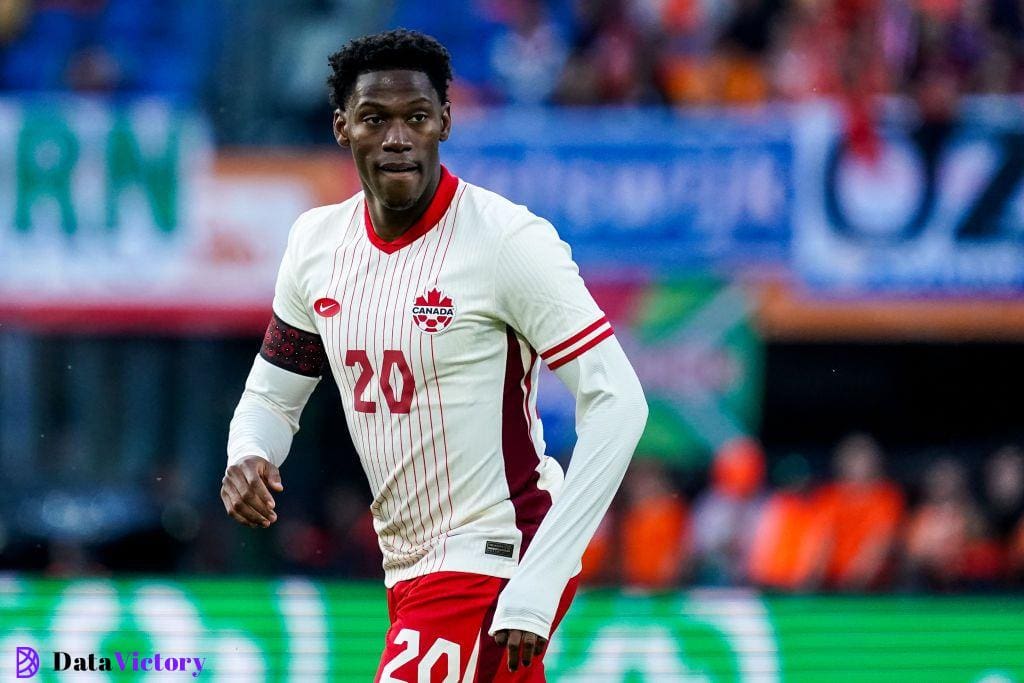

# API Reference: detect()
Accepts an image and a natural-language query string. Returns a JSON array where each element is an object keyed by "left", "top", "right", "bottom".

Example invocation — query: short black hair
[{"left": 327, "top": 29, "right": 452, "bottom": 110}]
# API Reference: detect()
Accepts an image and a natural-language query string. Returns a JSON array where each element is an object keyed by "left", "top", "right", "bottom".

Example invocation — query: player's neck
[{"left": 365, "top": 167, "right": 442, "bottom": 242}]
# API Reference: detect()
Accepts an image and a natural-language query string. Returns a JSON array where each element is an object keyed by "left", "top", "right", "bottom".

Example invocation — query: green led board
[{"left": 1, "top": 577, "right": 1022, "bottom": 681}]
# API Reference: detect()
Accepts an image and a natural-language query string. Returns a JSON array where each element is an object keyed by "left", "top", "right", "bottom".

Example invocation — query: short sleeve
[
  {"left": 271, "top": 217, "right": 318, "bottom": 334},
  {"left": 494, "top": 216, "right": 612, "bottom": 369}
]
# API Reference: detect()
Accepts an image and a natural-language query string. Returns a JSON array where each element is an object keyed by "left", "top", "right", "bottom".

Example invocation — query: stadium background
[{"left": 1, "top": 0, "right": 1024, "bottom": 680}]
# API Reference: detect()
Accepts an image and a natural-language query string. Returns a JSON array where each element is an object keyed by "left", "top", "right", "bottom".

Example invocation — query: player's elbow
[{"left": 622, "top": 373, "right": 648, "bottom": 445}]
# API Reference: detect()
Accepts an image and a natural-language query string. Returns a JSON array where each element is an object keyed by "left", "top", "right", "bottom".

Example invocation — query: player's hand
[
  {"left": 220, "top": 456, "right": 283, "bottom": 528},
  {"left": 493, "top": 629, "right": 547, "bottom": 671}
]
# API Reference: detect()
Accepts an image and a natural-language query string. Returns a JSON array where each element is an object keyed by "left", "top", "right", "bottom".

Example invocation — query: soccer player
[{"left": 221, "top": 29, "right": 647, "bottom": 681}]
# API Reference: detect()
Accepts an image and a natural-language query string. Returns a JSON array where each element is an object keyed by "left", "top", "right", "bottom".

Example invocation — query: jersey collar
[{"left": 363, "top": 165, "right": 459, "bottom": 254}]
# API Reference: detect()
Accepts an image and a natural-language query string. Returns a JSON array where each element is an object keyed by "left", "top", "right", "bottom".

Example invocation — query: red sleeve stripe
[
  {"left": 540, "top": 315, "right": 609, "bottom": 360},
  {"left": 545, "top": 325, "right": 615, "bottom": 370}
]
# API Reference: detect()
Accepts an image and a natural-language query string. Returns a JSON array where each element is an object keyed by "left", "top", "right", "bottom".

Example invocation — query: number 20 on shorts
[{"left": 379, "top": 628, "right": 463, "bottom": 683}]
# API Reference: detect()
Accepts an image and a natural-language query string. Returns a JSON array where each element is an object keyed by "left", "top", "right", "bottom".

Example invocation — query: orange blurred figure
[
  {"left": 810, "top": 434, "right": 904, "bottom": 590},
  {"left": 578, "top": 513, "right": 614, "bottom": 584},
  {"left": 747, "top": 453, "right": 824, "bottom": 590},
  {"left": 620, "top": 459, "right": 689, "bottom": 589}
]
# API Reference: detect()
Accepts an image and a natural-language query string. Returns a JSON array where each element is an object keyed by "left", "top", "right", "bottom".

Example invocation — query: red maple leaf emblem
[{"left": 415, "top": 288, "right": 453, "bottom": 308}]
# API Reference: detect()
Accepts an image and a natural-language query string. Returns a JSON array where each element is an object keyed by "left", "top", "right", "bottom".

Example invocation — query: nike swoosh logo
[{"left": 314, "top": 297, "right": 341, "bottom": 316}]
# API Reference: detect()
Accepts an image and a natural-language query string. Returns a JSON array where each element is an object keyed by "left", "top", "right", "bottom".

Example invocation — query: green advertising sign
[
  {"left": 543, "top": 278, "right": 763, "bottom": 468},
  {"left": 2, "top": 576, "right": 1022, "bottom": 682},
  {"left": 0, "top": 99, "right": 312, "bottom": 325},
  {"left": 623, "top": 279, "right": 763, "bottom": 468},
  {"left": 1, "top": 100, "right": 198, "bottom": 239}
]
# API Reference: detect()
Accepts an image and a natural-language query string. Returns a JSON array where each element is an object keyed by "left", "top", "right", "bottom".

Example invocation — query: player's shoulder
[
  {"left": 457, "top": 179, "right": 554, "bottom": 243},
  {"left": 287, "top": 192, "right": 364, "bottom": 248}
]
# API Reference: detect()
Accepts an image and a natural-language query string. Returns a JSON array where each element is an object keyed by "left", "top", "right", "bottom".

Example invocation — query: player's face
[{"left": 335, "top": 70, "right": 451, "bottom": 211}]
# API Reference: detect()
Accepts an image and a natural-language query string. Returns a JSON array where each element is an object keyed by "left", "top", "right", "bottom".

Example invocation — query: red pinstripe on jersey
[
  {"left": 392, "top": 241, "right": 432, "bottom": 548},
  {"left": 413, "top": 216, "right": 445, "bottom": 571},
  {"left": 373, "top": 246, "right": 417, "bottom": 553},
  {"left": 406, "top": 235, "right": 443, "bottom": 571},
  {"left": 429, "top": 184, "right": 466, "bottom": 569}
]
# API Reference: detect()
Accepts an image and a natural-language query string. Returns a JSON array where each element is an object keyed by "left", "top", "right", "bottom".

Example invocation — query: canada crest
[{"left": 412, "top": 287, "right": 455, "bottom": 334}]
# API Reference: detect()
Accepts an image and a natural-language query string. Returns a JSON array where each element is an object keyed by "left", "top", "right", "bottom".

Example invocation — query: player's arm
[
  {"left": 222, "top": 220, "right": 325, "bottom": 528},
  {"left": 495, "top": 337, "right": 646, "bottom": 667},
  {"left": 488, "top": 214, "right": 648, "bottom": 666}
]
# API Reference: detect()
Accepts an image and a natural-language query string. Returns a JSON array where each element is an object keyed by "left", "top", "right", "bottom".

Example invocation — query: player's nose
[{"left": 382, "top": 121, "right": 413, "bottom": 152}]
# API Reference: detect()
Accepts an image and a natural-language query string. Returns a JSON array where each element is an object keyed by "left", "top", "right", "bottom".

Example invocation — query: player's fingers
[
  {"left": 263, "top": 462, "right": 285, "bottom": 493},
  {"left": 241, "top": 467, "right": 277, "bottom": 520},
  {"left": 493, "top": 630, "right": 508, "bottom": 647},
  {"left": 220, "top": 481, "right": 249, "bottom": 524},
  {"left": 222, "top": 492, "right": 259, "bottom": 528},
  {"left": 520, "top": 632, "right": 537, "bottom": 668},
  {"left": 223, "top": 478, "right": 271, "bottom": 527},
  {"left": 534, "top": 637, "right": 548, "bottom": 657},
  {"left": 219, "top": 487, "right": 240, "bottom": 520},
  {"left": 506, "top": 630, "right": 522, "bottom": 672}
]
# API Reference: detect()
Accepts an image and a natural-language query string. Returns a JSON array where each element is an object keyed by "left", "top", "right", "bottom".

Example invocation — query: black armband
[{"left": 260, "top": 314, "right": 327, "bottom": 377}]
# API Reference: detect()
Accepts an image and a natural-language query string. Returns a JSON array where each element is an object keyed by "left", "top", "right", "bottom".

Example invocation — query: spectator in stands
[
  {"left": 747, "top": 453, "right": 824, "bottom": 591},
  {"left": 983, "top": 445, "right": 1024, "bottom": 544},
  {"left": 904, "top": 457, "right": 992, "bottom": 590},
  {"left": 712, "top": 0, "right": 783, "bottom": 104},
  {"left": 579, "top": 457, "right": 688, "bottom": 588},
  {"left": 619, "top": 457, "right": 690, "bottom": 589},
  {"left": 1, "top": 0, "right": 217, "bottom": 100},
  {"left": 810, "top": 433, "right": 904, "bottom": 591},
  {"left": 488, "top": 0, "right": 569, "bottom": 103},
  {"left": 963, "top": 449, "right": 1013, "bottom": 586},
  {"left": 555, "top": 0, "right": 659, "bottom": 104},
  {"left": 692, "top": 437, "right": 766, "bottom": 585},
  {"left": 579, "top": 510, "right": 616, "bottom": 585}
]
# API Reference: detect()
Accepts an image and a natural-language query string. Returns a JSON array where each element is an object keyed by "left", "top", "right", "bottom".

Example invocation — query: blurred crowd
[
  {"left": 27, "top": 431, "right": 1024, "bottom": 595},
  {"left": 1, "top": 1, "right": 1021, "bottom": 141},
  {"left": 4, "top": 0, "right": 1019, "bottom": 144},
  {"left": 400, "top": 0, "right": 1024, "bottom": 107},
  {"left": 580, "top": 435, "right": 1024, "bottom": 592},
  {"left": 0, "top": 0, "right": 218, "bottom": 100}
]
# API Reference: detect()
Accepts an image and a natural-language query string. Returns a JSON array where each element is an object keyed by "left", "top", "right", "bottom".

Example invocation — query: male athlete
[{"left": 221, "top": 29, "right": 647, "bottom": 681}]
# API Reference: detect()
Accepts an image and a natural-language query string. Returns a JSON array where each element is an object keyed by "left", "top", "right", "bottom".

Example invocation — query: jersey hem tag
[{"left": 484, "top": 541, "right": 515, "bottom": 558}]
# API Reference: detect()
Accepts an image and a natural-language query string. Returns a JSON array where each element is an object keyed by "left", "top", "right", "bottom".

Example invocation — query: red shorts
[{"left": 374, "top": 571, "right": 579, "bottom": 682}]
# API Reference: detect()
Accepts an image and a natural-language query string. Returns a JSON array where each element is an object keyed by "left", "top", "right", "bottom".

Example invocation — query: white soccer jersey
[{"left": 270, "top": 167, "right": 614, "bottom": 586}]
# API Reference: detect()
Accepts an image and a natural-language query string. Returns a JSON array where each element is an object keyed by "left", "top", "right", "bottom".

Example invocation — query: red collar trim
[{"left": 363, "top": 166, "right": 459, "bottom": 254}]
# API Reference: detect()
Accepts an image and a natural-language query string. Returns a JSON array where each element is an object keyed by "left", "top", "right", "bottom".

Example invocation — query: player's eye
[
  {"left": 409, "top": 113, "right": 428, "bottom": 123},
  {"left": 363, "top": 115, "right": 384, "bottom": 125}
]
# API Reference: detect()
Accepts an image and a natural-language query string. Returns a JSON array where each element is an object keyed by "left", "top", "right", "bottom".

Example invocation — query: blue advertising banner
[
  {"left": 443, "top": 108, "right": 794, "bottom": 269},
  {"left": 793, "top": 99, "right": 1024, "bottom": 294}
]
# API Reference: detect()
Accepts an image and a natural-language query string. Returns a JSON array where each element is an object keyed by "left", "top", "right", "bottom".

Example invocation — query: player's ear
[
  {"left": 333, "top": 109, "right": 351, "bottom": 149},
  {"left": 439, "top": 101, "right": 451, "bottom": 142}
]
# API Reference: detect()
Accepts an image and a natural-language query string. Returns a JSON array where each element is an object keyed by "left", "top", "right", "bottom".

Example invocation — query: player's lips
[{"left": 379, "top": 162, "right": 420, "bottom": 176}]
